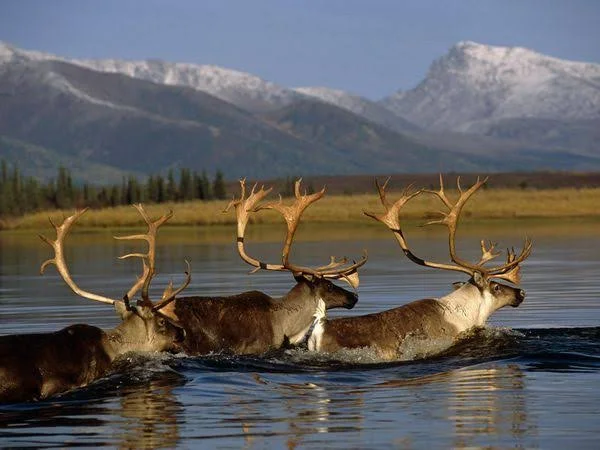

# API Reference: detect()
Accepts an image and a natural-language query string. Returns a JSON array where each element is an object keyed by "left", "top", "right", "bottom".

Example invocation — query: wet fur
[
  {"left": 0, "top": 325, "right": 112, "bottom": 402},
  {"left": 0, "top": 309, "right": 184, "bottom": 403},
  {"left": 319, "top": 299, "right": 457, "bottom": 360},
  {"left": 160, "top": 278, "right": 358, "bottom": 356},
  {"left": 309, "top": 278, "right": 525, "bottom": 361}
]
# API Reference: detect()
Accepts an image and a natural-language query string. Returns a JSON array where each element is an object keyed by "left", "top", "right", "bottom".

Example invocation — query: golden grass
[{"left": 3, "top": 187, "right": 600, "bottom": 231}]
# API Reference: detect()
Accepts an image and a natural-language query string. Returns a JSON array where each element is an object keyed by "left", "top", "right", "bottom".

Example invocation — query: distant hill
[
  {"left": 0, "top": 59, "right": 347, "bottom": 179},
  {"left": 1, "top": 41, "right": 599, "bottom": 182}
]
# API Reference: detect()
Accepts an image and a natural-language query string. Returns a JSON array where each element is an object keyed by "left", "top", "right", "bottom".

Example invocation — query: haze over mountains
[{"left": 0, "top": 40, "right": 598, "bottom": 182}]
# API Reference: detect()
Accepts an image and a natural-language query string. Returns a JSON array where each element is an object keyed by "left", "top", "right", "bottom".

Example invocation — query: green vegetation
[
  {"left": 0, "top": 161, "right": 227, "bottom": 224},
  {"left": 4, "top": 185, "right": 599, "bottom": 231}
]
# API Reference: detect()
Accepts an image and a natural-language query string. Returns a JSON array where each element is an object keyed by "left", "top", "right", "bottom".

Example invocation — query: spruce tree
[{"left": 212, "top": 170, "right": 227, "bottom": 200}]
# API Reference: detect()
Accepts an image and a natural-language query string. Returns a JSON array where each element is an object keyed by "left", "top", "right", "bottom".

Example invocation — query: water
[{"left": 1, "top": 222, "right": 599, "bottom": 448}]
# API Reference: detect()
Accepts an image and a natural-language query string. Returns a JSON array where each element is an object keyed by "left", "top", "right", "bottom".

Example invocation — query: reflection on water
[
  {"left": 1, "top": 222, "right": 599, "bottom": 448},
  {"left": 116, "top": 374, "right": 184, "bottom": 449}
]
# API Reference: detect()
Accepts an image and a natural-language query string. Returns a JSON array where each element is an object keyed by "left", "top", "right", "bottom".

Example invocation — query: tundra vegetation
[{"left": 4, "top": 186, "right": 600, "bottom": 230}]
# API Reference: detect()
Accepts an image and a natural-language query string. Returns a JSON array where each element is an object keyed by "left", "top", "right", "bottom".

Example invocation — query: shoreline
[{"left": 2, "top": 187, "right": 599, "bottom": 231}]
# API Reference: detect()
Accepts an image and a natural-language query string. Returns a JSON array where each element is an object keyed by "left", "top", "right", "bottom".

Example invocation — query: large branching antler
[
  {"left": 223, "top": 179, "right": 286, "bottom": 273},
  {"left": 114, "top": 204, "right": 173, "bottom": 306},
  {"left": 40, "top": 205, "right": 191, "bottom": 311},
  {"left": 225, "top": 178, "right": 367, "bottom": 288},
  {"left": 40, "top": 208, "right": 117, "bottom": 305},
  {"left": 365, "top": 175, "right": 531, "bottom": 284},
  {"left": 423, "top": 175, "right": 532, "bottom": 284}
]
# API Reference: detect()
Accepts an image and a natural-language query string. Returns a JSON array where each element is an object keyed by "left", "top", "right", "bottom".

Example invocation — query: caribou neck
[
  {"left": 101, "top": 320, "right": 152, "bottom": 361},
  {"left": 437, "top": 283, "right": 498, "bottom": 331},
  {"left": 271, "top": 283, "right": 319, "bottom": 345}
]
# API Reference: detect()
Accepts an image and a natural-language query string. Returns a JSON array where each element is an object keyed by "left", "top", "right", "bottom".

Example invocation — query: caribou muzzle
[
  {"left": 344, "top": 292, "right": 359, "bottom": 309},
  {"left": 175, "top": 327, "right": 186, "bottom": 343},
  {"left": 511, "top": 289, "right": 526, "bottom": 307}
]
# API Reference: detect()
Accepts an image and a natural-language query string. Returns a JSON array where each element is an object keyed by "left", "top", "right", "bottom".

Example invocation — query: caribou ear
[
  {"left": 114, "top": 301, "right": 132, "bottom": 320},
  {"left": 452, "top": 281, "right": 466, "bottom": 291},
  {"left": 472, "top": 271, "right": 488, "bottom": 289},
  {"left": 294, "top": 273, "right": 315, "bottom": 283},
  {"left": 135, "top": 305, "right": 154, "bottom": 320}
]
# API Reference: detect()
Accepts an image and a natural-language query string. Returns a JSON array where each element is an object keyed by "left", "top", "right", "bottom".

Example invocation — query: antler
[
  {"left": 225, "top": 178, "right": 367, "bottom": 288},
  {"left": 263, "top": 179, "right": 367, "bottom": 287},
  {"left": 365, "top": 175, "right": 531, "bottom": 284},
  {"left": 152, "top": 259, "right": 192, "bottom": 311},
  {"left": 40, "top": 208, "right": 117, "bottom": 305},
  {"left": 223, "top": 179, "right": 286, "bottom": 272},
  {"left": 40, "top": 205, "right": 191, "bottom": 310},
  {"left": 114, "top": 204, "right": 173, "bottom": 306}
]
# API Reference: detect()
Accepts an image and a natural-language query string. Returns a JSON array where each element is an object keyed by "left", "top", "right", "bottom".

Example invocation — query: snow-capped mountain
[
  {"left": 380, "top": 41, "right": 600, "bottom": 132},
  {"left": 0, "top": 41, "right": 302, "bottom": 113},
  {"left": 74, "top": 58, "right": 303, "bottom": 113},
  {"left": 294, "top": 86, "right": 417, "bottom": 133}
]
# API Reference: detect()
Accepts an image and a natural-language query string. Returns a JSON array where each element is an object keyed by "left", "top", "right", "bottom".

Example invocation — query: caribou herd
[{"left": 0, "top": 176, "right": 532, "bottom": 402}]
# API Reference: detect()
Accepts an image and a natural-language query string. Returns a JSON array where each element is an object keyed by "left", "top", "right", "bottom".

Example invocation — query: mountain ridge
[{"left": 1, "top": 40, "right": 599, "bottom": 181}]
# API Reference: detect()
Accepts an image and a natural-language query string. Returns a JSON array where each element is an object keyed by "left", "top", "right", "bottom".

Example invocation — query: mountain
[
  {"left": 0, "top": 58, "right": 356, "bottom": 178},
  {"left": 380, "top": 41, "right": 600, "bottom": 136},
  {"left": 1, "top": 41, "right": 599, "bottom": 182},
  {"left": 0, "top": 41, "right": 302, "bottom": 113},
  {"left": 294, "top": 86, "right": 418, "bottom": 134},
  {"left": 260, "top": 99, "right": 507, "bottom": 173},
  {"left": 0, "top": 135, "right": 135, "bottom": 184},
  {"left": 261, "top": 99, "right": 600, "bottom": 173}
]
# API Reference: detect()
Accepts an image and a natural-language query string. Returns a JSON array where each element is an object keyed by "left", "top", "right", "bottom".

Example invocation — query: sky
[{"left": 1, "top": 0, "right": 599, "bottom": 99}]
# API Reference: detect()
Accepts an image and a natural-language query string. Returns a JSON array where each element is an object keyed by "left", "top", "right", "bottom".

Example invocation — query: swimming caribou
[
  {"left": 306, "top": 176, "right": 532, "bottom": 361},
  {"left": 157, "top": 179, "right": 367, "bottom": 355},
  {"left": 0, "top": 205, "right": 189, "bottom": 403}
]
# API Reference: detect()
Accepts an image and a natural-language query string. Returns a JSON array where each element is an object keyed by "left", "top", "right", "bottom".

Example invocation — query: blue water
[{"left": 1, "top": 224, "right": 599, "bottom": 448}]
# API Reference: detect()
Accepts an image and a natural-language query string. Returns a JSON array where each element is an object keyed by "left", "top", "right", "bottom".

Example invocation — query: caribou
[
  {"left": 0, "top": 205, "right": 189, "bottom": 403},
  {"left": 157, "top": 179, "right": 367, "bottom": 355},
  {"left": 306, "top": 176, "right": 532, "bottom": 361}
]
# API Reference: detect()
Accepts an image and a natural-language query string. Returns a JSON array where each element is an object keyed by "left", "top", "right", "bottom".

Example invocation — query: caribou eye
[
  {"left": 157, "top": 318, "right": 166, "bottom": 327},
  {"left": 493, "top": 284, "right": 501, "bottom": 292}
]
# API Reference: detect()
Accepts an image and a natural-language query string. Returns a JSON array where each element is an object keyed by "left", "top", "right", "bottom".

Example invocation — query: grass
[{"left": 2, "top": 187, "right": 600, "bottom": 231}]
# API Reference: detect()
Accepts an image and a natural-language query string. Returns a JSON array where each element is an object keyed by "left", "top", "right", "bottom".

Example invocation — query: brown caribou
[
  {"left": 306, "top": 176, "right": 532, "bottom": 361},
  {"left": 0, "top": 205, "right": 189, "bottom": 403},
  {"left": 158, "top": 179, "right": 367, "bottom": 355}
]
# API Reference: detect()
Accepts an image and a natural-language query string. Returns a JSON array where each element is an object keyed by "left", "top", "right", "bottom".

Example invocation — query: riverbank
[{"left": 2, "top": 187, "right": 599, "bottom": 230}]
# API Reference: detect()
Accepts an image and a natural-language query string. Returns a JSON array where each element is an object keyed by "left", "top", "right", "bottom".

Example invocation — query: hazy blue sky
[{"left": 1, "top": 0, "right": 598, "bottom": 98}]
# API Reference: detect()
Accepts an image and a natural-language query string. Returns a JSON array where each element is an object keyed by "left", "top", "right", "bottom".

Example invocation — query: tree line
[{"left": 0, "top": 161, "right": 227, "bottom": 218}]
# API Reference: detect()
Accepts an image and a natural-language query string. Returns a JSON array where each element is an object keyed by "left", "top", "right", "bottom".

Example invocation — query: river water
[{"left": 0, "top": 221, "right": 599, "bottom": 449}]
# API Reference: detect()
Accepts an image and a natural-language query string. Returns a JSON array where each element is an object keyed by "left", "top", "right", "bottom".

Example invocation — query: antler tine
[
  {"left": 365, "top": 176, "right": 480, "bottom": 277},
  {"left": 39, "top": 209, "right": 118, "bottom": 305},
  {"left": 223, "top": 179, "right": 286, "bottom": 273},
  {"left": 485, "top": 237, "right": 533, "bottom": 283},
  {"left": 321, "top": 250, "right": 369, "bottom": 288},
  {"left": 263, "top": 178, "right": 326, "bottom": 269},
  {"left": 423, "top": 176, "right": 489, "bottom": 273},
  {"left": 114, "top": 204, "right": 173, "bottom": 305},
  {"left": 364, "top": 177, "right": 422, "bottom": 253},
  {"left": 477, "top": 240, "right": 501, "bottom": 265},
  {"left": 315, "top": 250, "right": 369, "bottom": 277},
  {"left": 373, "top": 177, "right": 392, "bottom": 208},
  {"left": 423, "top": 174, "right": 453, "bottom": 209},
  {"left": 314, "top": 255, "right": 349, "bottom": 272},
  {"left": 152, "top": 260, "right": 192, "bottom": 311}
]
